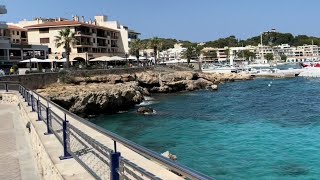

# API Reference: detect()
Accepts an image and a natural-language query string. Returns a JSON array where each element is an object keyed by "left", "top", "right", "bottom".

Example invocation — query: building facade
[
  {"left": 13, "top": 15, "right": 139, "bottom": 62},
  {"left": 0, "top": 5, "right": 48, "bottom": 68}
]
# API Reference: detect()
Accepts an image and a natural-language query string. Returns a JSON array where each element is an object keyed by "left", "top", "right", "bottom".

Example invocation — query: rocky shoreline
[{"left": 36, "top": 69, "right": 253, "bottom": 117}]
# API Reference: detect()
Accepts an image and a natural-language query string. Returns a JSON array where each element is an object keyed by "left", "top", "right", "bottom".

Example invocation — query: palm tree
[
  {"left": 129, "top": 39, "right": 143, "bottom": 67},
  {"left": 148, "top": 37, "right": 162, "bottom": 65},
  {"left": 54, "top": 28, "right": 77, "bottom": 69},
  {"left": 182, "top": 45, "right": 195, "bottom": 65},
  {"left": 195, "top": 45, "right": 203, "bottom": 71}
]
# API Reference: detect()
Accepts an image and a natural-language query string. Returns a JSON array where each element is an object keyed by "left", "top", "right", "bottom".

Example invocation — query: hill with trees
[{"left": 140, "top": 32, "right": 320, "bottom": 50}]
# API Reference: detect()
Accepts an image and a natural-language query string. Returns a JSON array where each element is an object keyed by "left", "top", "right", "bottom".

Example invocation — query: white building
[
  {"left": 159, "top": 44, "right": 186, "bottom": 62},
  {"left": 11, "top": 15, "right": 139, "bottom": 62}
]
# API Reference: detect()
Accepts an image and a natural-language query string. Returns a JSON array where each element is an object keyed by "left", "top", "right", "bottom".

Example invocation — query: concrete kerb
[{"left": 5, "top": 92, "right": 93, "bottom": 180}]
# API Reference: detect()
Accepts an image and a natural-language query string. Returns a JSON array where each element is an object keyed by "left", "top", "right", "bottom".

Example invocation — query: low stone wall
[
  {"left": 0, "top": 93, "right": 64, "bottom": 180},
  {"left": 0, "top": 67, "right": 152, "bottom": 89},
  {"left": 67, "top": 67, "right": 152, "bottom": 77},
  {"left": 0, "top": 93, "right": 19, "bottom": 104},
  {"left": 0, "top": 73, "right": 59, "bottom": 90}
]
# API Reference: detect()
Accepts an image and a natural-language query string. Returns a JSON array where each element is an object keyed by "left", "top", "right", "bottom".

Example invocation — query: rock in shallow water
[{"left": 137, "top": 107, "right": 156, "bottom": 115}]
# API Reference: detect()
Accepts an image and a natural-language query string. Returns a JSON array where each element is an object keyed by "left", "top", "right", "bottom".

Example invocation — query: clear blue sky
[{"left": 2, "top": 0, "right": 320, "bottom": 42}]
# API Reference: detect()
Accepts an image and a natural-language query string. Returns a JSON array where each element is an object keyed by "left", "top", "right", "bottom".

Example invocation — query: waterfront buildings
[
  {"left": 12, "top": 15, "right": 139, "bottom": 62},
  {"left": 158, "top": 44, "right": 186, "bottom": 62},
  {"left": 200, "top": 43, "right": 320, "bottom": 64},
  {"left": 0, "top": 5, "right": 48, "bottom": 68}
]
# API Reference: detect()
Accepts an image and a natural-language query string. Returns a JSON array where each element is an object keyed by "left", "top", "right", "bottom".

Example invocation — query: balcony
[
  {"left": 76, "top": 42, "right": 93, "bottom": 46},
  {"left": 97, "top": 43, "right": 108, "bottom": 47},
  {"left": 9, "top": 56, "right": 22, "bottom": 60},
  {"left": 0, "top": 56, "right": 8, "bottom": 60},
  {"left": 75, "top": 31, "right": 92, "bottom": 36},
  {"left": 111, "top": 35, "right": 119, "bottom": 39}
]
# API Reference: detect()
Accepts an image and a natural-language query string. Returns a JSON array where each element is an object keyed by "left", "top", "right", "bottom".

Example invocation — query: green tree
[
  {"left": 280, "top": 54, "right": 287, "bottom": 61},
  {"left": 129, "top": 39, "right": 144, "bottom": 66},
  {"left": 54, "top": 28, "right": 77, "bottom": 69},
  {"left": 148, "top": 37, "right": 163, "bottom": 65},
  {"left": 182, "top": 45, "right": 196, "bottom": 65},
  {"left": 265, "top": 53, "right": 274, "bottom": 61},
  {"left": 237, "top": 50, "right": 256, "bottom": 61}
]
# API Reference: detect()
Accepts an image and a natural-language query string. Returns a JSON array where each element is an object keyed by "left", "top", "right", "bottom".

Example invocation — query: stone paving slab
[{"left": 0, "top": 104, "right": 39, "bottom": 180}]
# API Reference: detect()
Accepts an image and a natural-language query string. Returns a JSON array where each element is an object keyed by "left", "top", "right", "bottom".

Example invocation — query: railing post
[
  {"left": 44, "top": 107, "right": 52, "bottom": 135},
  {"left": 26, "top": 91, "right": 29, "bottom": 103},
  {"left": 5, "top": 83, "right": 8, "bottom": 92},
  {"left": 60, "top": 114, "right": 72, "bottom": 160},
  {"left": 31, "top": 93, "right": 35, "bottom": 112},
  {"left": 110, "top": 141, "right": 121, "bottom": 180},
  {"left": 37, "top": 96, "right": 41, "bottom": 121}
]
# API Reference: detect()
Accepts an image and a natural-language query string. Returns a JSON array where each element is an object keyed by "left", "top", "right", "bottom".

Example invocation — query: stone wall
[
  {"left": 17, "top": 96, "right": 64, "bottom": 180},
  {"left": 0, "top": 93, "right": 19, "bottom": 104},
  {"left": 0, "top": 93, "right": 64, "bottom": 180},
  {"left": 0, "top": 73, "right": 59, "bottom": 90},
  {"left": 67, "top": 67, "right": 153, "bottom": 77},
  {"left": 0, "top": 67, "right": 152, "bottom": 89}
]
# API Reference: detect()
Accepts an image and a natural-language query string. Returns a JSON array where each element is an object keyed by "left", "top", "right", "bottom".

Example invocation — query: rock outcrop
[
  {"left": 37, "top": 82, "right": 143, "bottom": 117},
  {"left": 39, "top": 69, "right": 253, "bottom": 117},
  {"left": 137, "top": 107, "right": 155, "bottom": 115}
]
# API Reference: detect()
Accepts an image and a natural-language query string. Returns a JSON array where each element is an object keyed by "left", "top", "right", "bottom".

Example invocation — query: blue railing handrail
[
  {"left": 1, "top": 82, "right": 214, "bottom": 180},
  {"left": 30, "top": 87, "right": 213, "bottom": 180}
]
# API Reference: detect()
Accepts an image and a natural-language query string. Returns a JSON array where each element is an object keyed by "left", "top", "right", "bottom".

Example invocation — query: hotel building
[{"left": 14, "top": 15, "right": 139, "bottom": 62}]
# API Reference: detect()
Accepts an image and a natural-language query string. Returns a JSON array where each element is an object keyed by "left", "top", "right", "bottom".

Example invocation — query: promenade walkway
[{"left": 0, "top": 104, "right": 39, "bottom": 180}]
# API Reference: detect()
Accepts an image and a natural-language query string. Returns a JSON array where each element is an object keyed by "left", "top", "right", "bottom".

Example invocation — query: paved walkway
[{"left": 0, "top": 104, "right": 39, "bottom": 180}]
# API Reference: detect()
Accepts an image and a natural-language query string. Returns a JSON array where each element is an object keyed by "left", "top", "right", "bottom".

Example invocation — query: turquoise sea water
[{"left": 92, "top": 77, "right": 320, "bottom": 179}]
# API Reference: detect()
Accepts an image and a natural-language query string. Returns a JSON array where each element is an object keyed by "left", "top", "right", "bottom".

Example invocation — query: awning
[{"left": 20, "top": 58, "right": 52, "bottom": 63}]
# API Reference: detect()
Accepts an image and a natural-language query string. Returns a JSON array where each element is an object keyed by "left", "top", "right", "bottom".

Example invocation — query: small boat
[{"left": 202, "top": 64, "right": 237, "bottom": 73}]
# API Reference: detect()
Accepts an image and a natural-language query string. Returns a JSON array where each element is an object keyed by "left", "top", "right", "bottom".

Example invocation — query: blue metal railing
[{"left": 1, "top": 82, "right": 214, "bottom": 180}]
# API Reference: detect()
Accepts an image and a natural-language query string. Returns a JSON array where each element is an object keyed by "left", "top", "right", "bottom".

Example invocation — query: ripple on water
[{"left": 278, "top": 163, "right": 309, "bottom": 177}]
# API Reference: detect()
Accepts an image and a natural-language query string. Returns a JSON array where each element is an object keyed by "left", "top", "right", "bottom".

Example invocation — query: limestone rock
[
  {"left": 135, "top": 71, "right": 160, "bottom": 86},
  {"left": 137, "top": 107, "right": 155, "bottom": 115}
]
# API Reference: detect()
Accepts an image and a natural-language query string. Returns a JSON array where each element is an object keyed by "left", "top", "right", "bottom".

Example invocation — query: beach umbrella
[
  {"left": 110, "top": 56, "right": 126, "bottom": 61},
  {"left": 20, "top": 58, "right": 43, "bottom": 63},
  {"left": 56, "top": 58, "right": 77, "bottom": 62},
  {"left": 89, "top": 56, "right": 117, "bottom": 62},
  {"left": 128, "top": 55, "right": 137, "bottom": 60}
]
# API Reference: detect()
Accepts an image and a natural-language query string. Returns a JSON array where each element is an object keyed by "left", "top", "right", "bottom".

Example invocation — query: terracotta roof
[
  {"left": 24, "top": 21, "right": 119, "bottom": 32},
  {"left": 8, "top": 25, "right": 26, "bottom": 31}
]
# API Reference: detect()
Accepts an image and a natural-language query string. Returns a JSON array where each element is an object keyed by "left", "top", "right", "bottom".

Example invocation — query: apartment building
[
  {"left": 202, "top": 47, "right": 229, "bottom": 63},
  {"left": 159, "top": 44, "right": 186, "bottom": 62},
  {"left": 0, "top": 5, "right": 48, "bottom": 67},
  {"left": 14, "top": 15, "right": 139, "bottom": 62}
]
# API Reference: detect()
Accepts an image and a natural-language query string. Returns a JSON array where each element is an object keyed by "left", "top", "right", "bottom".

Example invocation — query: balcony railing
[
  {"left": 75, "top": 31, "right": 92, "bottom": 36},
  {"left": 0, "top": 56, "right": 8, "bottom": 60},
  {"left": 76, "top": 42, "right": 93, "bottom": 46},
  {"left": 9, "top": 56, "right": 22, "bottom": 60}
]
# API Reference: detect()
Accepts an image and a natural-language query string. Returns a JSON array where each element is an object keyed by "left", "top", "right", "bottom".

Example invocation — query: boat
[
  {"left": 202, "top": 64, "right": 238, "bottom": 73},
  {"left": 247, "top": 63, "right": 271, "bottom": 68}
]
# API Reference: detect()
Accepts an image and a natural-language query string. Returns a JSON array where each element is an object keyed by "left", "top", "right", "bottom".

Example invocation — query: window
[
  {"left": 16, "top": 39, "right": 20, "bottom": 43},
  {"left": 39, "top": 28, "right": 49, "bottom": 33},
  {"left": 93, "top": 38, "right": 96, "bottom": 43},
  {"left": 40, "top": 38, "right": 50, "bottom": 44},
  {"left": 12, "top": 31, "right": 15, "bottom": 35},
  {"left": 17, "top": 31, "right": 19, "bottom": 35}
]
